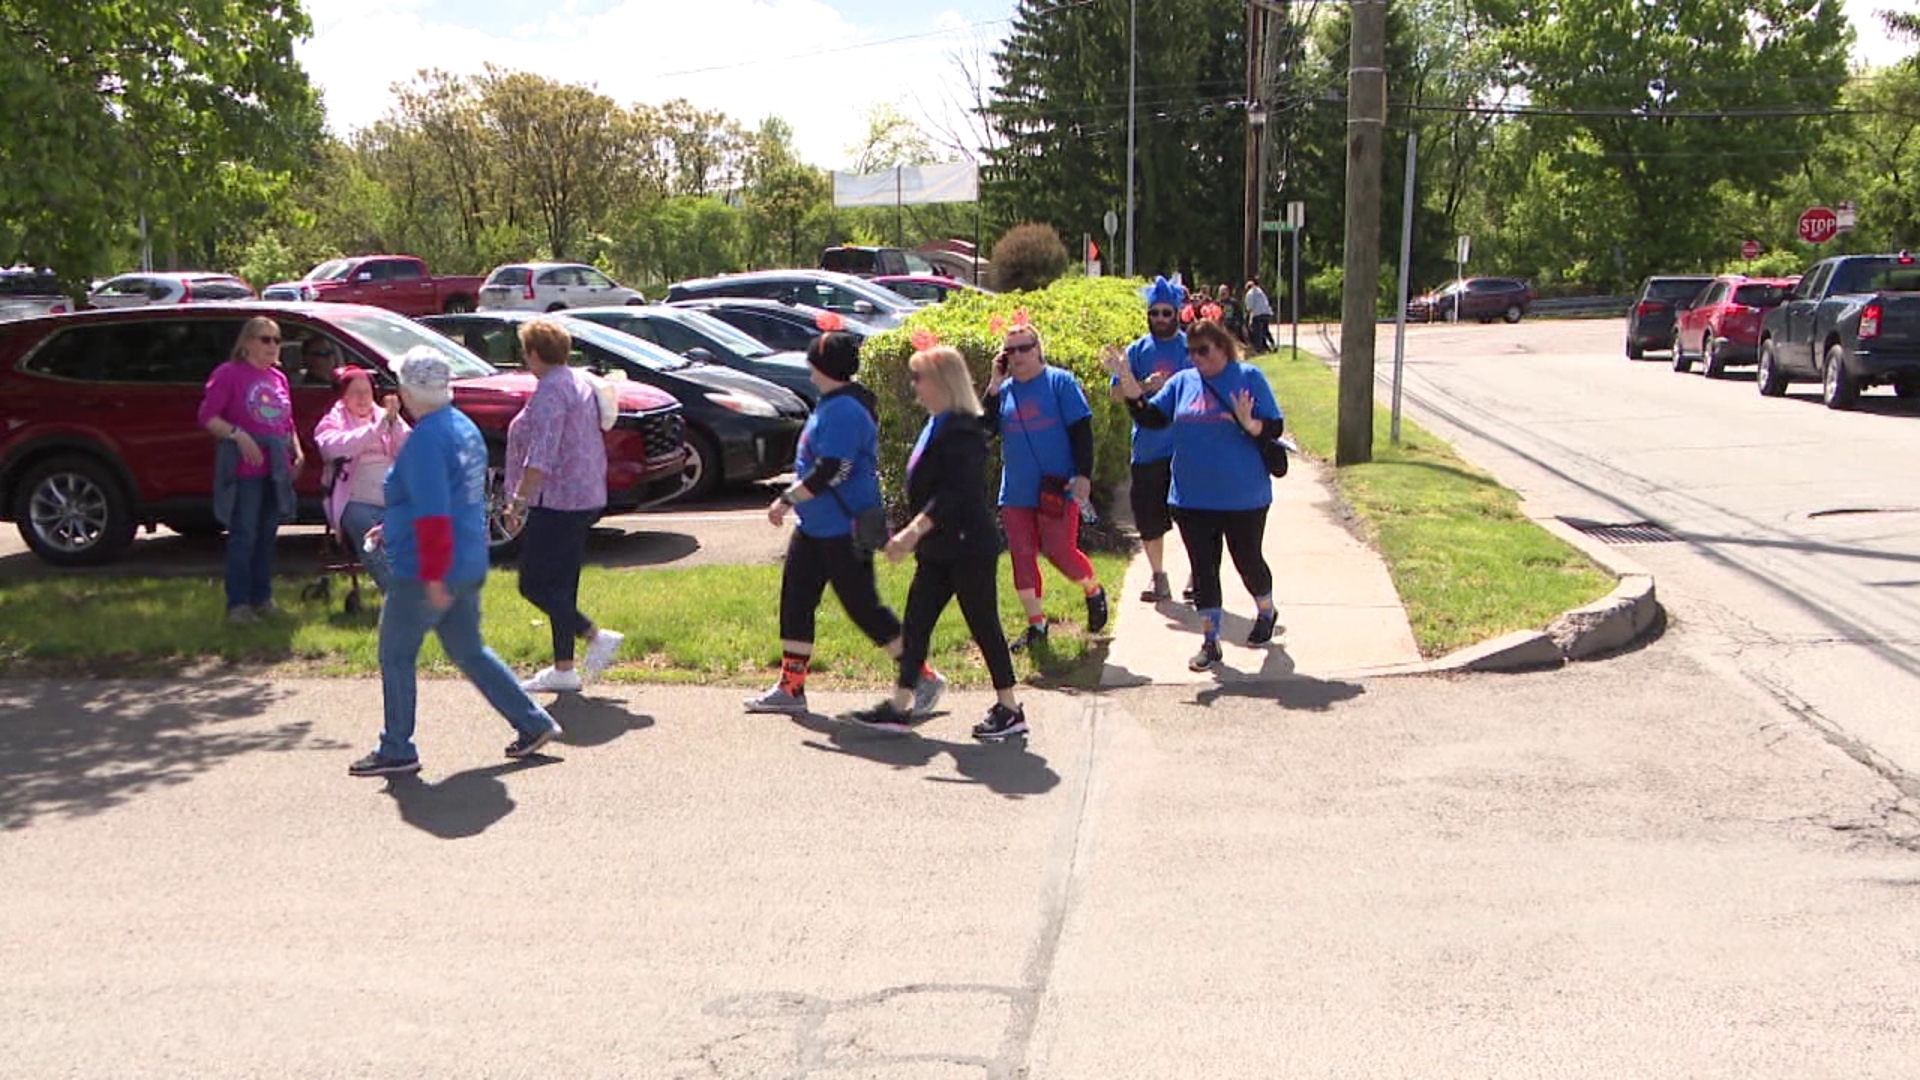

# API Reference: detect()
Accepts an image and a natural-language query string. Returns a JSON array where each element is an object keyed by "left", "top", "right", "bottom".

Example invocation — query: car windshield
[
  {"left": 666, "top": 309, "right": 776, "bottom": 357},
  {"left": 1732, "top": 283, "right": 1792, "bottom": 307},
  {"left": 567, "top": 318, "right": 696, "bottom": 372},
  {"left": 307, "top": 260, "right": 352, "bottom": 282},
  {"left": 835, "top": 275, "right": 918, "bottom": 313},
  {"left": 333, "top": 309, "right": 497, "bottom": 378},
  {"left": 1835, "top": 258, "right": 1920, "bottom": 294}
]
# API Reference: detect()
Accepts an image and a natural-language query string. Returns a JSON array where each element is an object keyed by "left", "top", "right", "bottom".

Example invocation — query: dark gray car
[{"left": 1626, "top": 276, "right": 1714, "bottom": 359}]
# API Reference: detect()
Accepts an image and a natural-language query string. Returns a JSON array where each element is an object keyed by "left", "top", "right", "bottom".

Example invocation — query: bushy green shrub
[
  {"left": 1713, "top": 250, "right": 1808, "bottom": 279},
  {"left": 859, "top": 276, "right": 1146, "bottom": 542},
  {"left": 990, "top": 223, "right": 1071, "bottom": 291}
]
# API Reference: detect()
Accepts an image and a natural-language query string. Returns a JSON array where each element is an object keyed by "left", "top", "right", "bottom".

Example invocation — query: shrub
[
  {"left": 1714, "top": 250, "right": 1808, "bottom": 279},
  {"left": 859, "top": 276, "right": 1145, "bottom": 547},
  {"left": 991, "top": 223, "right": 1071, "bottom": 291}
]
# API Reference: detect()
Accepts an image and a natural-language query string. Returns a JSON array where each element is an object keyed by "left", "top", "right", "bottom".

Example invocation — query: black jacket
[{"left": 904, "top": 412, "right": 999, "bottom": 563}]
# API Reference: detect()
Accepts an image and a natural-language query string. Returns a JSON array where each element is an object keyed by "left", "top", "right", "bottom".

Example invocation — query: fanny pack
[{"left": 826, "top": 486, "right": 889, "bottom": 557}]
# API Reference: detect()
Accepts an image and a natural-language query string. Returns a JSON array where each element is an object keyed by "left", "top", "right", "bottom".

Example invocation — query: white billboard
[{"left": 831, "top": 163, "right": 980, "bottom": 208}]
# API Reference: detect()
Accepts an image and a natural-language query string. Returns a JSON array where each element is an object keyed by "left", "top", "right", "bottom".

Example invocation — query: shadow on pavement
[
  {"left": 1191, "top": 673, "right": 1366, "bottom": 711},
  {"left": 549, "top": 694, "right": 655, "bottom": 748},
  {"left": 785, "top": 712, "right": 1061, "bottom": 800},
  {"left": 1783, "top": 390, "right": 1920, "bottom": 416},
  {"left": 379, "top": 757, "right": 559, "bottom": 839},
  {"left": 0, "top": 676, "right": 315, "bottom": 830}
]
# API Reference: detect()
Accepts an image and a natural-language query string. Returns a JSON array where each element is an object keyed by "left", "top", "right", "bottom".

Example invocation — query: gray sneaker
[
  {"left": 744, "top": 683, "right": 809, "bottom": 715},
  {"left": 226, "top": 606, "right": 258, "bottom": 626},
  {"left": 910, "top": 670, "right": 947, "bottom": 718}
]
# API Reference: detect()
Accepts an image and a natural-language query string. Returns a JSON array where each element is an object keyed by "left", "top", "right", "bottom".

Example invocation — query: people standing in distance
[
  {"left": 982, "top": 315, "right": 1108, "bottom": 652},
  {"left": 745, "top": 322, "right": 945, "bottom": 718},
  {"left": 198, "top": 316, "right": 302, "bottom": 625},
  {"left": 1111, "top": 277, "right": 1193, "bottom": 604},
  {"left": 846, "top": 342, "right": 1026, "bottom": 742},
  {"left": 505, "top": 318, "right": 625, "bottom": 694},
  {"left": 348, "top": 348, "right": 562, "bottom": 777},
  {"left": 1243, "top": 279, "right": 1274, "bottom": 354},
  {"left": 314, "top": 367, "right": 409, "bottom": 593},
  {"left": 1105, "top": 319, "right": 1285, "bottom": 671}
]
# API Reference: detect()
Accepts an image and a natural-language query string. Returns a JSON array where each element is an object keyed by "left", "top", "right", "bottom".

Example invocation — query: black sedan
[
  {"left": 422, "top": 311, "right": 807, "bottom": 501},
  {"left": 569, "top": 304, "right": 821, "bottom": 406},
  {"left": 667, "top": 298, "right": 879, "bottom": 362}
]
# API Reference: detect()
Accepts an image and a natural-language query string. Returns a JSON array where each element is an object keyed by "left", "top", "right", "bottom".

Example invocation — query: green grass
[
  {"left": 0, "top": 554, "right": 1130, "bottom": 688},
  {"left": 1256, "top": 348, "right": 1614, "bottom": 655}
]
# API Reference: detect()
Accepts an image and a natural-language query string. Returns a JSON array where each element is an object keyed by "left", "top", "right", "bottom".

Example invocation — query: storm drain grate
[{"left": 1557, "top": 517, "right": 1682, "bottom": 545}]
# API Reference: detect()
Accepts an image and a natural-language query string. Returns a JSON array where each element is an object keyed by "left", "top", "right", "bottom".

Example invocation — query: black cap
[{"left": 807, "top": 331, "right": 860, "bottom": 381}]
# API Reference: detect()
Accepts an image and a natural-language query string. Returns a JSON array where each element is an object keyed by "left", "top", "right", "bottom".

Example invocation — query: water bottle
[{"left": 1077, "top": 494, "right": 1098, "bottom": 524}]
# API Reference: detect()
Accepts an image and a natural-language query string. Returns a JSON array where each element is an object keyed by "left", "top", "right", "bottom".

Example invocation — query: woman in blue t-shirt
[
  {"left": 745, "top": 330, "right": 944, "bottom": 718},
  {"left": 981, "top": 321, "right": 1109, "bottom": 652},
  {"left": 1106, "top": 320, "right": 1285, "bottom": 671}
]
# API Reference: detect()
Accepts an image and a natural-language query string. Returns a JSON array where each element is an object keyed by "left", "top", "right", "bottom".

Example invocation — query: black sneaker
[
  {"left": 1140, "top": 572, "right": 1172, "bottom": 603},
  {"left": 1085, "top": 588, "right": 1109, "bottom": 634},
  {"left": 844, "top": 701, "right": 913, "bottom": 734},
  {"left": 1182, "top": 582, "right": 1196, "bottom": 605},
  {"left": 1009, "top": 622, "right": 1049, "bottom": 653},
  {"left": 972, "top": 703, "right": 1029, "bottom": 742},
  {"left": 348, "top": 751, "right": 421, "bottom": 777},
  {"left": 1187, "top": 640, "right": 1223, "bottom": 671},
  {"left": 1247, "top": 610, "right": 1279, "bottom": 646},
  {"left": 505, "top": 722, "right": 562, "bottom": 759}
]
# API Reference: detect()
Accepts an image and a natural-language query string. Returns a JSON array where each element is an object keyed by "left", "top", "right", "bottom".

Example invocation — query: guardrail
[{"left": 1530, "top": 295, "right": 1632, "bottom": 319}]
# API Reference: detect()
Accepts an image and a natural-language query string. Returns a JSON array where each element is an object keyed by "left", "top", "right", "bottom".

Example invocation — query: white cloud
[{"left": 296, "top": 0, "right": 1005, "bottom": 171}]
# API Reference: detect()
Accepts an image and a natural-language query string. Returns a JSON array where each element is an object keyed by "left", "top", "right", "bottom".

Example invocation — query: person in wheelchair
[{"left": 314, "top": 367, "right": 409, "bottom": 592}]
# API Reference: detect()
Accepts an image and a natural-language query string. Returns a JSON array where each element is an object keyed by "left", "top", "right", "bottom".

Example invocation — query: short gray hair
[{"left": 397, "top": 346, "right": 453, "bottom": 410}]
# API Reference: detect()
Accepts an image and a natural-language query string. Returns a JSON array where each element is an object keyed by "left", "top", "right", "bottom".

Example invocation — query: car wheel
[
  {"left": 483, "top": 456, "right": 526, "bottom": 559},
  {"left": 1502, "top": 303, "right": 1522, "bottom": 324},
  {"left": 1756, "top": 340, "right": 1788, "bottom": 397},
  {"left": 1821, "top": 344, "right": 1860, "bottom": 410},
  {"left": 624, "top": 296, "right": 646, "bottom": 306},
  {"left": 1670, "top": 333, "right": 1692, "bottom": 373},
  {"left": 14, "top": 455, "right": 136, "bottom": 566},
  {"left": 545, "top": 302, "right": 566, "bottom": 313},
  {"left": 443, "top": 296, "right": 474, "bottom": 314},
  {"left": 1896, "top": 377, "right": 1920, "bottom": 399},
  {"left": 679, "top": 427, "right": 723, "bottom": 502},
  {"left": 1626, "top": 339, "right": 1645, "bottom": 360},
  {"left": 1702, "top": 335, "right": 1726, "bottom": 379}
]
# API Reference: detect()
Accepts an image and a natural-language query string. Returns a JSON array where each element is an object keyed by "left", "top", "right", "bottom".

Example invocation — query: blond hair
[
  {"left": 230, "top": 316, "right": 280, "bottom": 363},
  {"left": 910, "top": 345, "right": 982, "bottom": 416},
  {"left": 517, "top": 317, "right": 572, "bottom": 368}
]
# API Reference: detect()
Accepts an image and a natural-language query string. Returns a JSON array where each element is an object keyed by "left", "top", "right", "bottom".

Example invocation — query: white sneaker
[
  {"left": 520, "top": 666, "right": 583, "bottom": 694},
  {"left": 580, "top": 629, "right": 625, "bottom": 681}
]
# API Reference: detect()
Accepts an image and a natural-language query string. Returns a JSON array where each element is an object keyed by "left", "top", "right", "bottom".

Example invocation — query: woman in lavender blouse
[{"left": 504, "top": 318, "right": 625, "bottom": 693}]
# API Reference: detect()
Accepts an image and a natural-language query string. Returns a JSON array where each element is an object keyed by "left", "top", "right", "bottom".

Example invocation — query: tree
[
  {"left": 848, "top": 105, "right": 939, "bottom": 172},
  {"left": 0, "top": 0, "right": 323, "bottom": 285},
  {"left": 478, "top": 68, "right": 636, "bottom": 259}
]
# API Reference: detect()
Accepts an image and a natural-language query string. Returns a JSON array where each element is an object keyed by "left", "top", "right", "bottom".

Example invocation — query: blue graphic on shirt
[
  {"left": 245, "top": 377, "right": 290, "bottom": 427},
  {"left": 997, "top": 366, "right": 1091, "bottom": 508}
]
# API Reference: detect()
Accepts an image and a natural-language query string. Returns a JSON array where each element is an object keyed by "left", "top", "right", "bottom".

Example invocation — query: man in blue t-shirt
[
  {"left": 983, "top": 321, "right": 1108, "bottom": 650},
  {"left": 1110, "top": 275, "right": 1192, "bottom": 602},
  {"left": 349, "top": 349, "right": 561, "bottom": 777}
]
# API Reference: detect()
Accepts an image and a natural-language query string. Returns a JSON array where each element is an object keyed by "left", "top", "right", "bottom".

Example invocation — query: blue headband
[{"left": 1144, "top": 276, "right": 1185, "bottom": 310}]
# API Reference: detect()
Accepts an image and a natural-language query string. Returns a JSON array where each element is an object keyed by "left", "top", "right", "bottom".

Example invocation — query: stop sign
[
  {"left": 1741, "top": 239, "right": 1762, "bottom": 260},
  {"left": 1799, "top": 207, "right": 1839, "bottom": 245}
]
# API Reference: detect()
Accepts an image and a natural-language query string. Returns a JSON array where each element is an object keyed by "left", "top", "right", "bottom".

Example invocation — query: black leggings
[
  {"left": 779, "top": 531, "right": 903, "bottom": 646},
  {"left": 518, "top": 506, "right": 597, "bottom": 661},
  {"left": 898, "top": 552, "right": 1017, "bottom": 691},
  {"left": 1174, "top": 506, "right": 1273, "bottom": 611}
]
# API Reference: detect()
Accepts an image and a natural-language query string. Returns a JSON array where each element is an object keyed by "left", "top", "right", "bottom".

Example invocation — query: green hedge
[{"left": 859, "top": 276, "right": 1144, "bottom": 526}]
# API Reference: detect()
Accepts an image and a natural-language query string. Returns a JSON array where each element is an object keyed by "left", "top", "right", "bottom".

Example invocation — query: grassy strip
[
  {"left": 1255, "top": 348, "right": 1613, "bottom": 655},
  {"left": 0, "top": 554, "right": 1128, "bottom": 688}
]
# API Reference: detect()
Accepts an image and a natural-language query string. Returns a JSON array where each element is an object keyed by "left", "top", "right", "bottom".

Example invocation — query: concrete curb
[{"left": 1386, "top": 506, "right": 1662, "bottom": 676}]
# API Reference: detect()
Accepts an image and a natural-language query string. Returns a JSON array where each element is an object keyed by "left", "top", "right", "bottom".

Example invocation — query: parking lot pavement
[{"left": 0, "top": 483, "right": 791, "bottom": 581}]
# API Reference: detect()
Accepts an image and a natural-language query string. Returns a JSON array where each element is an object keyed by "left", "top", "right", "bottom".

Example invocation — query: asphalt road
[{"left": 1323, "top": 318, "right": 1920, "bottom": 789}]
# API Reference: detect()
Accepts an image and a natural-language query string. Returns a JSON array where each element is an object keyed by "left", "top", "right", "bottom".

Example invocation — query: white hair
[{"left": 397, "top": 346, "right": 453, "bottom": 411}]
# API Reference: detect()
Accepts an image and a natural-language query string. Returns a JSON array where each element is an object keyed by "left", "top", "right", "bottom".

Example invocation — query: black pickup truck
[{"left": 1755, "top": 253, "right": 1920, "bottom": 408}]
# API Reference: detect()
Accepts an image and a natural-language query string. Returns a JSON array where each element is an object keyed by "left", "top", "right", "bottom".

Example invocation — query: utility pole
[
  {"left": 1124, "top": 0, "right": 1137, "bottom": 278},
  {"left": 1336, "top": 0, "right": 1387, "bottom": 466},
  {"left": 1241, "top": 2, "right": 1264, "bottom": 285}
]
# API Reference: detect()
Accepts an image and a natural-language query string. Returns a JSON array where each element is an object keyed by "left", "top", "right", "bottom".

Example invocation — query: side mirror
[
  {"left": 685, "top": 347, "right": 716, "bottom": 364},
  {"left": 353, "top": 272, "right": 373, "bottom": 282},
  {"left": 852, "top": 300, "right": 875, "bottom": 315}
]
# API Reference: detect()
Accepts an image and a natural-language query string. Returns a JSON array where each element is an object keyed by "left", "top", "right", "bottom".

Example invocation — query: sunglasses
[
  {"left": 257, "top": 335, "right": 281, "bottom": 345},
  {"left": 1006, "top": 342, "right": 1038, "bottom": 355},
  {"left": 1191, "top": 344, "right": 1216, "bottom": 357},
  {"left": 1148, "top": 308, "right": 1176, "bottom": 319}
]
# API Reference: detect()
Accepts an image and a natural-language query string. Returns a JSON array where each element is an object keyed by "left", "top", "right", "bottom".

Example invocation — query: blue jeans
[
  {"left": 338, "top": 501, "right": 392, "bottom": 592},
  {"left": 377, "top": 577, "right": 555, "bottom": 762},
  {"left": 224, "top": 476, "right": 280, "bottom": 610}
]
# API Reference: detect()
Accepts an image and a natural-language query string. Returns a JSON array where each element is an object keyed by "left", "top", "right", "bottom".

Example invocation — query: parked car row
[{"left": 1625, "top": 255, "right": 1920, "bottom": 410}]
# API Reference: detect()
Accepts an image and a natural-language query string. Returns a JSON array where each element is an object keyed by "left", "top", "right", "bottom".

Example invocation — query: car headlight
[{"left": 706, "top": 391, "right": 778, "bottom": 418}]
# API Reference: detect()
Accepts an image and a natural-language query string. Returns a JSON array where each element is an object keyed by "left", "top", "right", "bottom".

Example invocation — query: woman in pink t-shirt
[
  {"left": 197, "top": 316, "right": 302, "bottom": 624},
  {"left": 314, "top": 368, "right": 410, "bottom": 592}
]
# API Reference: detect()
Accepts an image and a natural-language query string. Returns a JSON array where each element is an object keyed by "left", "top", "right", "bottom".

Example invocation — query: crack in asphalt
[{"left": 688, "top": 696, "right": 1110, "bottom": 1079}]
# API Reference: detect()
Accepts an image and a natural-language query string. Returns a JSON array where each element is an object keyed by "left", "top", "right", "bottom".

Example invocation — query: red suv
[
  {"left": 0, "top": 303, "right": 689, "bottom": 566},
  {"left": 1670, "top": 275, "right": 1799, "bottom": 378}
]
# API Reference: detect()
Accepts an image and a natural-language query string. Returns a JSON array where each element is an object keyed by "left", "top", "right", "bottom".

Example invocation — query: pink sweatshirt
[{"left": 313, "top": 399, "right": 410, "bottom": 528}]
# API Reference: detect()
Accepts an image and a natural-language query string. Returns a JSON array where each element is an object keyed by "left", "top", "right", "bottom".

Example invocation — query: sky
[{"left": 298, "top": 0, "right": 1920, "bottom": 174}]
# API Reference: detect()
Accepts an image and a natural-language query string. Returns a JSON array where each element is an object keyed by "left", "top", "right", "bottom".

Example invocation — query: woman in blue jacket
[{"left": 1106, "top": 320, "right": 1284, "bottom": 671}]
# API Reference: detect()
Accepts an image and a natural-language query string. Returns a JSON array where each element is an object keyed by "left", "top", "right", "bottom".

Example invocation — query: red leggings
[{"left": 1001, "top": 505, "right": 1095, "bottom": 594}]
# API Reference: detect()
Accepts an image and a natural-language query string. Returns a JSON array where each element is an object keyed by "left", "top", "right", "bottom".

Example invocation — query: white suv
[
  {"left": 87, "top": 272, "right": 256, "bottom": 308},
  {"left": 478, "top": 262, "right": 645, "bottom": 312}
]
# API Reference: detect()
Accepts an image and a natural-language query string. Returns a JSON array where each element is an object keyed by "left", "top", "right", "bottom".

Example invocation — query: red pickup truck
[{"left": 262, "top": 256, "right": 486, "bottom": 317}]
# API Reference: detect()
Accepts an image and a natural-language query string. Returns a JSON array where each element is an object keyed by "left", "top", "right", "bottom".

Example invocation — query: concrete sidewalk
[{"left": 1102, "top": 458, "right": 1422, "bottom": 685}]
